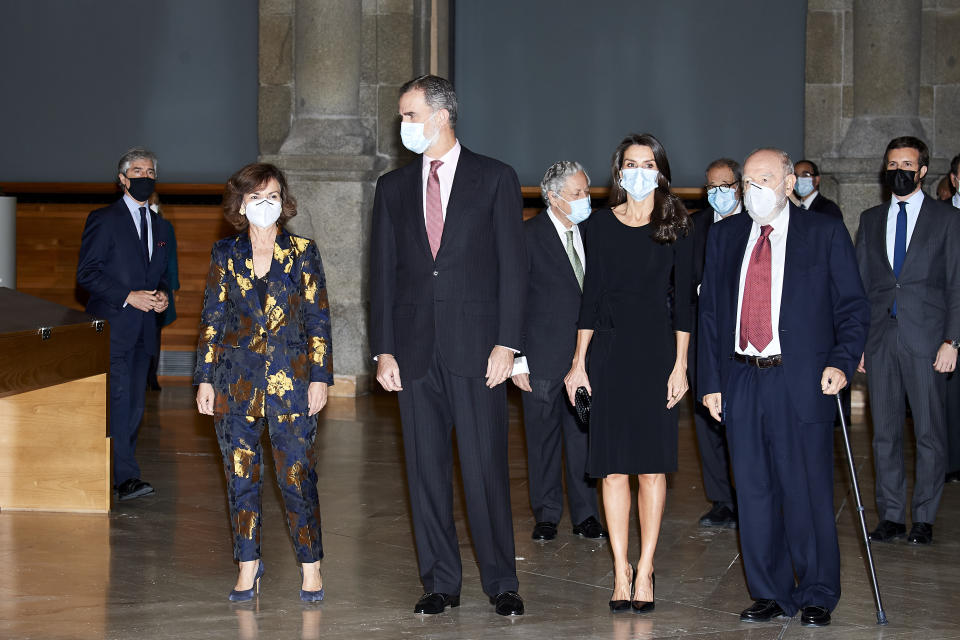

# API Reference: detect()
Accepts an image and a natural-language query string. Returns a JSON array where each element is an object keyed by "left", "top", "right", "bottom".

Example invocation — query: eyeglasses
[{"left": 705, "top": 183, "right": 738, "bottom": 194}]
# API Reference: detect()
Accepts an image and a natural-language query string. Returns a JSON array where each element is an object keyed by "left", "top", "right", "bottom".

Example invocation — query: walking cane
[{"left": 836, "top": 393, "right": 888, "bottom": 625}]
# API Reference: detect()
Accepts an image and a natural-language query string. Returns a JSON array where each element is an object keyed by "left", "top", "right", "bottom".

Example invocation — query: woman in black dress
[{"left": 565, "top": 133, "right": 693, "bottom": 613}]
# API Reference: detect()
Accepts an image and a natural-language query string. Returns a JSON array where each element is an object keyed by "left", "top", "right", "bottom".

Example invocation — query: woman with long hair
[{"left": 565, "top": 133, "right": 693, "bottom": 614}]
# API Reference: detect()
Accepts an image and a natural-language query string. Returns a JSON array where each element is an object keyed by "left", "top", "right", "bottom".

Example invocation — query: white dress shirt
[
  {"left": 713, "top": 201, "right": 742, "bottom": 224},
  {"left": 952, "top": 191, "right": 959, "bottom": 210},
  {"left": 885, "top": 190, "right": 924, "bottom": 268},
  {"left": 421, "top": 140, "right": 461, "bottom": 222},
  {"left": 734, "top": 204, "right": 790, "bottom": 356},
  {"left": 800, "top": 190, "right": 819, "bottom": 209},
  {"left": 511, "top": 208, "right": 585, "bottom": 377},
  {"left": 123, "top": 193, "right": 153, "bottom": 259}
]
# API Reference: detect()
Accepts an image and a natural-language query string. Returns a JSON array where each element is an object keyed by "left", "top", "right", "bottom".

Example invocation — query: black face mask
[
  {"left": 125, "top": 176, "right": 155, "bottom": 202},
  {"left": 885, "top": 169, "right": 918, "bottom": 197}
]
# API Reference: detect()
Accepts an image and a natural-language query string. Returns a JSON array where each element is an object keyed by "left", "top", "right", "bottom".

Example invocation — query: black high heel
[
  {"left": 609, "top": 564, "right": 633, "bottom": 612},
  {"left": 631, "top": 571, "right": 655, "bottom": 613},
  {"left": 229, "top": 560, "right": 264, "bottom": 602}
]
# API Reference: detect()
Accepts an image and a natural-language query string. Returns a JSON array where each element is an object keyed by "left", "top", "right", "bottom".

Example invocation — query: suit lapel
[
  {"left": 232, "top": 234, "right": 263, "bottom": 320},
  {"left": 401, "top": 161, "right": 432, "bottom": 260},
  {"left": 264, "top": 230, "right": 295, "bottom": 329},
  {"left": 780, "top": 205, "right": 808, "bottom": 325},
  {"left": 537, "top": 212, "right": 582, "bottom": 292},
  {"left": 439, "top": 147, "right": 481, "bottom": 257},
  {"left": 728, "top": 214, "right": 752, "bottom": 317},
  {"left": 872, "top": 205, "right": 895, "bottom": 278},
  {"left": 901, "top": 198, "right": 934, "bottom": 277}
]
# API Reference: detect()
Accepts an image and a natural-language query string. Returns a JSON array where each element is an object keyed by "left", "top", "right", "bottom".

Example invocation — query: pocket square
[{"left": 158, "top": 241, "right": 166, "bottom": 246}]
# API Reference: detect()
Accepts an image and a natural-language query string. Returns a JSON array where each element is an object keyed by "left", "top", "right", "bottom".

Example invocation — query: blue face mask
[
  {"left": 620, "top": 167, "right": 659, "bottom": 201},
  {"left": 400, "top": 111, "right": 439, "bottom": 154},
  {"left": 794, "top": 176, "right": 815, "bottom": 198},
  {"left": 707, "top": 186, "right": 739, "bottom": 216},
  {"left": 556, "top": 194, "right": 592, "bottom": 224}
]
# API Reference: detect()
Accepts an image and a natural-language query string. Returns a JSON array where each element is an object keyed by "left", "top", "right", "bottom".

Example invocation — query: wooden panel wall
[{"left": 16, "top": 203, "right": 233, "bottom": 352}]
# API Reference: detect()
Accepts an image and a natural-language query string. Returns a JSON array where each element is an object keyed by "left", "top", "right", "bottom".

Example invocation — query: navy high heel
[
  {"left": 299, "top": 565, "right": 324, "bottom": 603},
  {"left": 229, "top": 560, "right": 264, "bottom": 602}
]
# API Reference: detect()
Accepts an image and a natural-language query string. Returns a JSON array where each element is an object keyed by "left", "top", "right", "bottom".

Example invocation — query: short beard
[{"left": 747, "top": 194, "right": 788, "bottom": 226}]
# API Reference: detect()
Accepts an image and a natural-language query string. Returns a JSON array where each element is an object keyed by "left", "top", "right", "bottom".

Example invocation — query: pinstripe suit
[{"left": 856, "top": 194, "right": 960, "bottom": 524}]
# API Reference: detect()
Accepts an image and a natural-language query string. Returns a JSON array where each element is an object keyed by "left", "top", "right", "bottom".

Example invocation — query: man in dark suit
[
  {"left": 689, "top": 158, "right": 743, "bottom": 530},
  {"left": 509, "top": 160, "right": 604, "bottom": 543},
  {"left": 855, "top": 136, "right": 960, "bottom": 545},
  {"left": 370, "top": 75, "right": 526, "bottom": 616},
  {"left": 793, "top": 159, "right": 843, "bottom": 220},
  {"left": 699, "top": 148, "right": 869, "bottom": 627},
  {"left": 77, "top": 147, "right": 169, "bottom": 501}
]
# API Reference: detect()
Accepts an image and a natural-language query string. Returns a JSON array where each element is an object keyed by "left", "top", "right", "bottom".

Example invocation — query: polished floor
[{"left": 2, "top": 382, "right": 959, "bottom": 640}]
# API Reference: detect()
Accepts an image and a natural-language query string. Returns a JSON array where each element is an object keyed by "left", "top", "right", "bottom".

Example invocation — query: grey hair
[
  {"left": 746, "top": 147, "right": 793, "bottom": 178},
  {"left": 117, "top": 147, "right": 158, "bottom": 177},
  {"left": 540, "top": 160, "right": 590, "bottom": 206},
  {"left": 399, "top": 75, "right": 458, "bottom": 127},
  {"left": 705, "top": 157, "right": 742, "bottom": 185}
]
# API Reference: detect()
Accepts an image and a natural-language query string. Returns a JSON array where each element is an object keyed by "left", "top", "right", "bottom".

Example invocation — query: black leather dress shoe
[
  {"left": 907, "top": 521, "right": 933, "bottom": 545},
  {"left": 414, "top": 592, "right": 459, "bottom": 614},
  {"left": 531, "top": 521, "right": 557, "bottom": 540},
  {"left": 800, "top": 605, "right": 831, "bottom": 627},
  {"left": 740, "top": 599, "right": 785, "bottom": 622},
  {"left": 117, "top": 478, "right": 155, "bottom": 501},
  {"left": 869, "top": 519, "right": 906, "bottom": 542},
  {"left": 489, "top": 591, "right": 524, "bottom": 616},
  {"left": 698, "top": 503, "right": 738, "bottom": 529},
  {"left": 572, "top": 516, "right": 608, "bottom": 538},
  {"left": 946, "top": 470, "right": 960, "bottom": 483}
]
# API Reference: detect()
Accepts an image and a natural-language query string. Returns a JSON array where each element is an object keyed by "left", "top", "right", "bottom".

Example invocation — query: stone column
[
  {"left": 838, "top": 0, "right": 924, "bottom": 158},
  {"left": 259, "top": 0, "right": 431, "bottom": 396}
]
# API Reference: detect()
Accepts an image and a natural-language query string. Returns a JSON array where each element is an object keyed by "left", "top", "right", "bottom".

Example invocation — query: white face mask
[
  {"left": 620, "top": 167, "right": 659, "bottom": 202},
  {"left": 245, "top": 198, "right": 282, "bottom": 228},
  {"left": 744, "top": 180, "right": 786, "bottom": 225},
  {"left": 400, "top": 111, "right": 440, "bottom": 154}
]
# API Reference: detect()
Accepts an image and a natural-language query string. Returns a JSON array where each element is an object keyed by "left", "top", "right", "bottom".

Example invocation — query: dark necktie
[
  {"left": 139, "top": 206, "right": 150, "bottom": 259},
  {"left": 891, "top": 201, "right": 907, "bottom": 317},
  {"left": 739, "top": 225, "right": 774, "bottom": 352},
  {"left": 425, "top": 160, "right": 444, "bottom": 258}
]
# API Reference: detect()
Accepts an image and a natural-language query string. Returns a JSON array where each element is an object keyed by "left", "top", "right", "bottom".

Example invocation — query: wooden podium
[{"left": 0, "top": 288, "right": 111, "bottom": 512}]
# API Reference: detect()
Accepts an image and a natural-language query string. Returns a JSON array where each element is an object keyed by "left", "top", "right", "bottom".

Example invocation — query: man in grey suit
[{"left": 855, "top": 136, "right": 960, "bottom": 545}]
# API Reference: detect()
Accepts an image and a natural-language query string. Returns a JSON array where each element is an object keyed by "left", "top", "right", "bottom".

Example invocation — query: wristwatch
[{"left": 945, "top": 339, "right": 960, "bottom": 350}]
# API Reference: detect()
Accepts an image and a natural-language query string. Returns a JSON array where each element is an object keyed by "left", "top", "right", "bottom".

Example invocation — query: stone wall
[{"left": 805, "top": 0, "right": 960, "bottom": 230}]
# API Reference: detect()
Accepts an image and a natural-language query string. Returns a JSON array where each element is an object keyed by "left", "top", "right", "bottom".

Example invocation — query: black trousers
[
  {"left": 725, "top": 362, "right": 840, "bottom": 616},
  {"left": 520, "top": 375, "right": 598, "bottom": 525},
  {"left": 693, "top": 403, "right": 735, "bottom": 509},
  {"left": 866, "top": 329, "right": 947, "bottom": 524},
  {"left": 109, "top": 336, "right": 150, "bottom": 485},
  {"left": 397, "top": 350, "right": 519, "bottom": 597}
]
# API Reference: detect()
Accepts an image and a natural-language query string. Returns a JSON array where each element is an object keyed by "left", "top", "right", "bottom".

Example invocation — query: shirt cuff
[{"left": 511, "top": 355, "right": 529, "bottom": 376}]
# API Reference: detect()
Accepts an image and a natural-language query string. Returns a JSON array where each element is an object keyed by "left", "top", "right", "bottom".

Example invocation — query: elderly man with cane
[{"left": 698, "top": 148, "right": 870, "bottom": 627}]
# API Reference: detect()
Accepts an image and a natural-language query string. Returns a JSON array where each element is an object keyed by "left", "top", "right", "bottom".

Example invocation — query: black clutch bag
[{"left": 574, "top": 386, "right": 591, "bottom": 427}]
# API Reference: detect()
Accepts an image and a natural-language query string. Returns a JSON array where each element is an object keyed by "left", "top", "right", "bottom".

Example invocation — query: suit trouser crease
[
  {"left": 725, "top": 363, "right": 840, "bottom": 616},
  {"left": 867, "top": 331, "right": 947, "bottom": 523},
  {"left": 109, "top": 338, "right": 150, "bottom": 485},
  {"left": 398, "top": 350, "right": 519, "bottom": 597},
  {"left": 214, "top": 413, "right": 323, "bottom": 563},
  {"left": 521, "top": 376, "right": 598, "bottom": 524}
]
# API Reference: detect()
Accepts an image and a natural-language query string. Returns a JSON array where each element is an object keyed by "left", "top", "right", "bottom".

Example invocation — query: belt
[{"left": 731, "top": 353, "right": 783, "bottom": 368}]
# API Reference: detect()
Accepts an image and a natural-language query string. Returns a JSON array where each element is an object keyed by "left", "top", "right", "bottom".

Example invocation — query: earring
[{"left": 240, "top": 206, "right": 246, "bottom": 216}]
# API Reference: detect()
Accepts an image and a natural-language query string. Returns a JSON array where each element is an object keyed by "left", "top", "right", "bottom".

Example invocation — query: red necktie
[
  {"left": 739, "top": 225, "right": 774, "bottom": 351},
  {"left": 425, "top": 160, "right": 444, "bottom": 258}
]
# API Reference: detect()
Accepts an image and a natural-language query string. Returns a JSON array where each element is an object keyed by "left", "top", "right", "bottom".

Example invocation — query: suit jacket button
[{"left": 433, "top": 270, "right": 439, "bottom": 276}]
